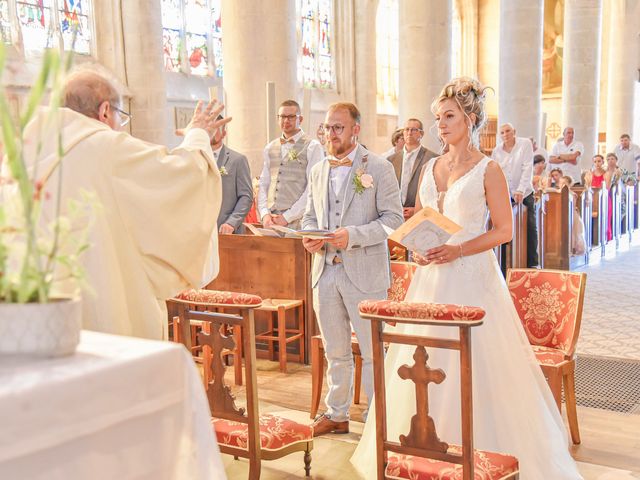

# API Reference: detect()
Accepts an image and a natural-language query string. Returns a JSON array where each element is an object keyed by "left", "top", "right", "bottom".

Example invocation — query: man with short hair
[
  {"left": 211, "top": 117, "right": 253, "bottom": 234},
  {"left": 614, "top": 134, "right": 640, "bottom": 174},
  {"left": 302, "top": 102, "right": 403, "bottom": 436},
  {"left": 388, "top": 118, "right": 437, "bottom": 219},
  {"left": 382, "top": 127, "right": 405, "bottom": 159},
  {"left": 549, "top": 127, "right": 583, "bottom": 184},
  {"left": 258, "top": 99, "right": 323, "bottom": 230},
  {"left": 492, "top": 123, "right": 538, "bottom": 267},
  {"left": 16, "top": 69, "right": 228, "bottom": 339}
]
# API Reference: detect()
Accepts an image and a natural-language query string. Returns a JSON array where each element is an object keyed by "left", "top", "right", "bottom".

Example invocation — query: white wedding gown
[{"left": 351, "top": 156, "right": 582, "bottom": 479}]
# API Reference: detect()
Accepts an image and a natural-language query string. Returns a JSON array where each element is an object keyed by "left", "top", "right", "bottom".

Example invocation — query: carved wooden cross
[
  {"left": 198, "top": 321, "right": 244, "bottom": 417},
  {"left": 398, "top": 345, "right": 448, "bottom": 452}
]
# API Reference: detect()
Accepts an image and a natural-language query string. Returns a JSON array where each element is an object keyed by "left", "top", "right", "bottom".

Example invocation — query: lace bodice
[{"left": 419, "top": 156, "right": 492, "bottom": 244}]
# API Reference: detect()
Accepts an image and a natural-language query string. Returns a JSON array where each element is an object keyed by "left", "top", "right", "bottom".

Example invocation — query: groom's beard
[{"left": 327, "top": 138, "right": 355, "bottom": 157}]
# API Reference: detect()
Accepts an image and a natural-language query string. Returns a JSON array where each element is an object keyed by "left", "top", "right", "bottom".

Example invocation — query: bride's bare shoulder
[{"left": 483, "top": 157, "right": 508, "bottom": 185}]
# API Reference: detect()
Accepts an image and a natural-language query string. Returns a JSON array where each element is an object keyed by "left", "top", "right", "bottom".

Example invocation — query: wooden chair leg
[
  {"left": 298, "top": 304, "right": 305, "bottom": 364},
  {"left": 304, "top": 442, "right": 312, "bottom": 477},
  {"left": 233, "top": 325, "right": 243, "bottom": 386},
  {"left": 267, "top": 311, "right": 275, "bottom": 361},
  {"left": 353, "top": 353, "right": 362, "bottom": 405},
  {"left": 563, "top": 365, "right": 581, "bottom": 444},
  {"left": 202, "top": 321, "right": 212, "bottom": 386},
  {"left": 310, "top": 337, "right": 323, "bottom": 418},
  {"left": 277, "top": 305, "right": 287, "bottom": 373},
  {"left": 172, "top": 316, "right": 181, "bottom": 343}
]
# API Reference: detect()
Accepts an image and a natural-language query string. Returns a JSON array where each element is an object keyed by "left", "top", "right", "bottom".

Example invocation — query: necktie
[
  {"left": 327, "top": 156, "right": 353, "bottom": 168},
  {"left": 280, "top": 137, "right": 295, "bottom": 144}
]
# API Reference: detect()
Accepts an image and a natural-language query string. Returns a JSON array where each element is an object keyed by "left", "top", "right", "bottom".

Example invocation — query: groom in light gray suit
[
  {"left": 302, "top": 102, "right": 403, "bottom": 436},
  {"left": 211, "top": 119, "right": 253, "bottom": 234}
]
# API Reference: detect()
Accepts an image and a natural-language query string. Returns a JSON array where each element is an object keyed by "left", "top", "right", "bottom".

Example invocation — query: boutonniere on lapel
[
  {"left": 287, "top": 149, "right": 301, "bottom": 163},
  {"left": 353, "top": 155, "right": 374, "bottom": 194},
  {"left": 219, "top": 166, "right": 228, "bottom": 176}
]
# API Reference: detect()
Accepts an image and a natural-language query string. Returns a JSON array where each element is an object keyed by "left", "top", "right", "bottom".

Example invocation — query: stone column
[
  {"left": 353, "top": 0, "right": 378, "bottom": 149},
  {"left": 118, "top": 0, "right": 169, "bottom": 144},
  {"left": 561, "top": 0, "right": 603, "bottom": 169},
  {"left": 606, "top": 0, "right": 640, "bottom": 150},
  {"left": 398, "top": 0, "right": 452, "bottom": 152},
  {"left": 221, "top": 0, "right": 297, "bottom": 174},
  {"left": 498, "top": 0, "right": 544, "bottom": 140}
]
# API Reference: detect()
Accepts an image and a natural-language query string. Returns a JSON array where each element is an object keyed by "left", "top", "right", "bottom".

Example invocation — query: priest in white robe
[{"left": 17, "top": 69, "right": 228, "bottom": 340}]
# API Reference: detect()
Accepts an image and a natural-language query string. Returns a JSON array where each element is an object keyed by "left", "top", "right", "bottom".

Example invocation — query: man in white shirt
[
  {"left": 388, "top": 119, "right": 437, "bottom": 219},
  {"left": 549, "top": 126, "right": 583, "bottom": 184},
  {"left": 492, "top": 123, "right": 538, "bottom": 267},
  {"left": 614, "top": 134, "right": 640, "bottom": 174},
  {"left": 258, "top": 100, "right": 324, "bottom": 229},
  {"left": 529, "top": 136, "right": 549, "bottom": 162}
]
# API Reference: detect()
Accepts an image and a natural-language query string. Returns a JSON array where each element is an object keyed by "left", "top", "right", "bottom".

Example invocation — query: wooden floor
[{"left": 224, "top": 358, "right": 640, "bottom": 476}]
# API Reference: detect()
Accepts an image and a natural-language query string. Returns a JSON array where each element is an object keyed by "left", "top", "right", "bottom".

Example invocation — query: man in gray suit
[
  {"left": 388, "top": 118, "right": 437, "bottom": 219},
  {"left": 302, "top": 102, "right": 403, "bottom": 436},
  {"left": 211, "top": 119, "right": 253, "bottom": 234}
]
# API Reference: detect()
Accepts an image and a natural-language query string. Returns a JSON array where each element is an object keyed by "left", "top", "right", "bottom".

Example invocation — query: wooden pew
[
  {"left": 611, "top": 181, "right": 623, "bottom": 249},
  {"left": 570, "top": 186, "right": 591, "bottom": 269},
  {"left": 505, "top": 203, "right": 528, "bottom": 269},
  {"left": 624, "top": 184, "right": 635, "bottom": 242},
  {"left": 542, "top": 187, "right": 571, "bottom": 270},
  {"left": 535, "top": 192, "right": 547, "bottom": 268},
  {"left": 590, "top": 187, "right": 608, "bottom": 257}
]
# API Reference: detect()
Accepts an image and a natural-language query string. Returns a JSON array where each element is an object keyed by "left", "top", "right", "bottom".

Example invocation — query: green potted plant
[{"left": 0, "top": 45, "right": 92, "bottom": 356}]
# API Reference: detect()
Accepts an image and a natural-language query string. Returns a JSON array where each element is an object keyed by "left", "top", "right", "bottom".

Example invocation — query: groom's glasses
[{"left": 322, "top": 124, "right": 345, "bottom": 135}]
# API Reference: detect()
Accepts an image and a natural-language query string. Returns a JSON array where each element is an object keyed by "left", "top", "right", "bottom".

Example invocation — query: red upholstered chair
[
  {"left": 170, "top": 289, "right": 313, "bottom": 478},
  {"left": 310, "top": 261, "right": 418, "bottom": 418},
  {"left": 359, "top": 299, "right": 520, "bottom": 480},
  {"left": 506, "top": 269, "right": 587, "bottom": 445}
]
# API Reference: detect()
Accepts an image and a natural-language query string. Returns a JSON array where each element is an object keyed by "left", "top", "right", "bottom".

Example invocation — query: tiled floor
[{"left": 577, "top": 237, "right": 640, "bottom": 359}]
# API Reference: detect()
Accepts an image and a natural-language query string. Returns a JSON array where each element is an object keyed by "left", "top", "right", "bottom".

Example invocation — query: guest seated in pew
[
  {"left": 532, "top": 154, "right": 548, "bottom": 191},
  {"left": 549, "top": 167, "right": 563, "bottom": 188},
  {"left": 604, "top": 153, "right": 623, "bottom": 189},
  {"left": 12, "top": 68, "right": 229, "bottom": 339},
  {"left": 584, "top": 154, "right": 606, "bottom": 189},
  {"left": 559, "top": 176, "right": 587, "bottom": 255}
]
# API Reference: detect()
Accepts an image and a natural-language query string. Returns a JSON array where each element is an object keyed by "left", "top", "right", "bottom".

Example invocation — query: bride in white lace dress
[{"left": 351, "top": 78, "right": 582, "bottom": 479}]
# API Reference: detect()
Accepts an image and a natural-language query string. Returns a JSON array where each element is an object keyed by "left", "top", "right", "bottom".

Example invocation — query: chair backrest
[
  {"left": 359, "top": 300, "right": 486, "bottom": 479},
  {"left": 388, "top": 261, "right": 418, "bottom": 302},
  {"left": 169, "top": 289, "right": 263, "bottom": 446},
  {"left": 506, "top": 269, "right": 587, "bottom": 357}
]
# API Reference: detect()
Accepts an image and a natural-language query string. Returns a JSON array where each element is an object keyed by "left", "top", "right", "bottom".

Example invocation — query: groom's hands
[
  {"left": 326, "top": 227, "right": 349, "bottom": 249},
  {"left": 303, "top": 238, "right": 325, "bottom": 253}
]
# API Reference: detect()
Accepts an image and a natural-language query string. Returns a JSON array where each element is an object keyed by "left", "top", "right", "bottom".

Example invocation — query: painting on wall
[{"left": 542, "top": 0, "right": 564, "bottom": 95}]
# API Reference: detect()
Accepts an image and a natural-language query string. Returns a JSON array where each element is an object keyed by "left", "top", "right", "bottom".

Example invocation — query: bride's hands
[{"left": 425, "top": 244, "right": 460, "bottom": 264}]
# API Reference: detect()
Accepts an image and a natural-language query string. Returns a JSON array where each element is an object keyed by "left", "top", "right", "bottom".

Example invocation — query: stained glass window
[
  {"left": 3, "top": 0, "right": 92, "bottom": 55},
  {"left": 161, "top": 0, "right": 223, "bottom": 78},
  {"left": 298, "top": 0, "right": 334, "bottom": 89},
  {"left": 376, "top": 0, "right": 399, "bottom": 111}
]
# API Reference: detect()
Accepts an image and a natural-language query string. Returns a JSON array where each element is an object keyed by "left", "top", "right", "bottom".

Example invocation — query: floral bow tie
[
  {"left": 280, "top": 137, "right": 295, "bottom": 144},
  {"left": 327, "top": 156, "right": 353, "bottom": 168}
]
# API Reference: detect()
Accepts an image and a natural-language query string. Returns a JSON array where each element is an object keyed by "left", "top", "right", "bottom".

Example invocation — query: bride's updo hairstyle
[{"left": 431, "top": 77, "right": 491, "bottom": 150}]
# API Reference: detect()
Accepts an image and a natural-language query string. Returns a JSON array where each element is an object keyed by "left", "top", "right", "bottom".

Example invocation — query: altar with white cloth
[{"left": 0, "top": 331, "right": 225, "bottom": 480}]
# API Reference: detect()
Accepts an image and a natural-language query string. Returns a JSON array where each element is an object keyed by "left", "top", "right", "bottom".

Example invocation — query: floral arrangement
[
  {"left": 353, "top": 155, "right": 373, "bottom": 194},
  {"left": 0, "top": 45, "right": 93, "bottom": 303},
  {"left": 219, "top": 166, "right": 228, "bottom": 176}
]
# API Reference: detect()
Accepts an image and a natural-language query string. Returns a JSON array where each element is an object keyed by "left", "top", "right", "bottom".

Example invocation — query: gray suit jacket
[
  {"left": 302, "top": 145, "right": 403, "bottom": 293},
  {"left": 217, "top": 145, "right": 253, "bottom": 233},
  {"left": 389, "top": 145, "right": 437, "bottom": 207}
]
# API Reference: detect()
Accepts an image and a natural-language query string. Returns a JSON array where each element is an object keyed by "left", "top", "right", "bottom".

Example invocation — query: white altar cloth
[{"left": 0, "top": 331, "right": 226, "bottom": 480}]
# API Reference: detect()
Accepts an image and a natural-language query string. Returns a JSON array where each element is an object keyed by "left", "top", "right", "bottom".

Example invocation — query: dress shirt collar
[{"left": 281, "top": 129, "right": 305, "bottom": 144}]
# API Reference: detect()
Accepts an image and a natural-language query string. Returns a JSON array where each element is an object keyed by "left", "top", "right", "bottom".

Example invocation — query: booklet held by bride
[{"left": 387, "top": 206, "right": 462, "bottom": 255}]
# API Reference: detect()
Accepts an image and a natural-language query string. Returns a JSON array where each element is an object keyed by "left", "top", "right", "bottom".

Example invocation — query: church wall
[{"left": 477, "top": 0, "right": 500, "bottom": 119}]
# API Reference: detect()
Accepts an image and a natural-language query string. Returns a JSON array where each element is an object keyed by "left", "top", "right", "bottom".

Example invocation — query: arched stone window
[
  {"left": 298, "top": 0, "right": 334, "bottom": 89},
  {"left": 376, "top": 0, "right": 398, "bottom": 114}
]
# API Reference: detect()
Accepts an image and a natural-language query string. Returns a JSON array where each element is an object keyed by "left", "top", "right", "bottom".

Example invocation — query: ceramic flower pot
[{"left": 0, "top": 298, "right": 82, "bottom": 357}]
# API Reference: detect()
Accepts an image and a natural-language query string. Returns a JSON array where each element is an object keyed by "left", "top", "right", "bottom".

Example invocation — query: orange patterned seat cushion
[
  {"left": 174, "top": 289, "right": 262, "bottom": 307},
  {"left": 532, "top": 345, "right": 569, "bottom": 366},
  {"left": 507, "top": 270, "right": 584, "bottom": 355},
  {"left": 386, "top": 449, "right": 519, "bottom": 480},
  {"left": 359, "top": 300, "right": 485, "bottom": 322},
  {"left": 388, "top": 262, "right": 418, "bottom": 302},
  {"left": 212, "top": 414, "right": 312, "bottom": 451}
]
